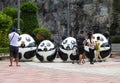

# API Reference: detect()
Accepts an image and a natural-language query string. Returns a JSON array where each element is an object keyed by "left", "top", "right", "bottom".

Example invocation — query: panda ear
[
  {"left": 50, "top": 39, "right": 54, "bottom": 43},
  {"left": 62, "top": 36, "right": 66, "bottom": 40}
]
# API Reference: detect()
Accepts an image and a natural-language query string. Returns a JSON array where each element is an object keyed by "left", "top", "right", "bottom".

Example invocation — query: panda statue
[
  {"left": 84, "top": 33, "right": 111, "bottom": 61},
  {"left": 36, "top": 40, "right": 57, "bottom": 62},
  {"left": 58, "top": 37, "right": 78, "bottom": 62},
  {"left": 18, "top": 34, "right": 37, "bottom": 61}
]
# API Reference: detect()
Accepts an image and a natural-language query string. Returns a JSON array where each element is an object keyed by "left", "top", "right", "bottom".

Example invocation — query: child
[{"left": 95, "top": 36, "right": 102, "bottom": 62}]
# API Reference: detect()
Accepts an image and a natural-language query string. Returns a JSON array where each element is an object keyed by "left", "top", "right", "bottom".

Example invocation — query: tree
[
  {"left": 0, "top": 12, "right": 12, "bottom": 47},
  {"left": 20, "top": 1, "right": 39, "bottom": 34},
  {"left": 0, "top": 12, "right": 12, "bottom": 30},
  {"left": 33, "top": 27, "right": 51, "bottom": 44},
  {"left": 2, "top": 7, "right": 17, "bottom": 20}
]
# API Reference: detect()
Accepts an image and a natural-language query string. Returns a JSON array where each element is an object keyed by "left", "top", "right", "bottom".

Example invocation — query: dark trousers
[{"left": 89, "top": 48, "right": 95, "bottom": 63}]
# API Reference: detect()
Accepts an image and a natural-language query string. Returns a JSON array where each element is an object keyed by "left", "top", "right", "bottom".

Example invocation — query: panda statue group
[
  {"left": 58, "top": 33, "right": 111, "bottom": 62},
  {"left": 18, "top": 34, "right": 37, "bottom": 61},
  {"left": 36, "top": 40, "right": 57, "bottom": 62},
  {"left": 84, "top": 33, "right": 111, "bottom": 60},
  {"left": 18, "top": 33, "right": 111, "bottom": 62},
  {"left": 58, "top": 37, "right": 79, "bottom": 62}
]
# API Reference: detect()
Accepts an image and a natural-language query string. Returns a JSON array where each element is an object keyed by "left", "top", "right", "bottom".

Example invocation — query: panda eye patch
[
  {"left": 40, "top": 43, "right": 44, "bottom": 47},
  {"left": 63, "top": 40, "right": 67, "bottom": 44},
  {"left": 100, "top": 37, "right": 104, "bottom": 41},
  {"left": 71, "top": 40, "right": 75, "bottom": 44},
  {"left": 26, "top": 37, "right": 31, "bottom": 42},
  {"left": 47, "top": 43, "right": 51, "bottom": 47}
]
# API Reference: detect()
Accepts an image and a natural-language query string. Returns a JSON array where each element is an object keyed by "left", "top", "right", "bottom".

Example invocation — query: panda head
[
  {"left": 18, "top": 34, "right": 36, "bottom": 47},
  {"left": 38, "top": 40, "right": 55, "bottom": 51},
  {"left": 93, "top": 33, "right": 110, "bottom": 47},
  {"left": 61, "top": 37, "right": 77, "bottom": 50}
]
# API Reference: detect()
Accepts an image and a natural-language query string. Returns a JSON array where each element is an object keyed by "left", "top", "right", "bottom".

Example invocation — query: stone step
[
  {"left": 111, "top": 44, "right": 120, "bottom": 55},
  {"left": 0, "top": 53, "right": 9, "bottom": 60}
]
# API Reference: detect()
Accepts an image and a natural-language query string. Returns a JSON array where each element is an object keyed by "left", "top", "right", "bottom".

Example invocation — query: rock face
[
  {"left": 36, "top": 0, "right": 113, "bottom": 43},
  {"left": 0, "top": 0, "right": 113, "bottom": 43}
]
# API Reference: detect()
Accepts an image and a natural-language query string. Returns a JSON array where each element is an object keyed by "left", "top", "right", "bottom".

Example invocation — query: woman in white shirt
[{"left": 87, "top": 32, "right": 96, "bottom": 64}]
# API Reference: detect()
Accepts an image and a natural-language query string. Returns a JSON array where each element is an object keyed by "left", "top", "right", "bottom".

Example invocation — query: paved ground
[
  {"left": 0, "top": 53, "right": 120, "bottom": 83},
  {"left": 0, "top": 44, "right": 120, "bottom": 83}
]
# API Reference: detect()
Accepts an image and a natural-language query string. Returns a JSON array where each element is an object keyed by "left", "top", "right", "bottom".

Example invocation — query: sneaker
[
  {"left": 99, "top": 60, "right": 102, "bottom": 62},
  {"left": 90, "top": 62, "right": 94, "bottom": 64},
  {"left": 72, "top": 61, "right": 74, "bottom": 64}
]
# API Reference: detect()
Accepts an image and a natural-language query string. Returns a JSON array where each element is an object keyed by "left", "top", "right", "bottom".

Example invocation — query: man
[
  {"left": 8, "top": 27, "right": 21, "bottom": 67},
  {"left": 76, "top": 31, "right": 86, "bottom": 64}
]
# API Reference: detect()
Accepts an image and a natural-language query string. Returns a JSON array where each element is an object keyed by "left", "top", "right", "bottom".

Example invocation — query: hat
[{"left": 11, "top": 27, "right": 16, "bottom": 31}]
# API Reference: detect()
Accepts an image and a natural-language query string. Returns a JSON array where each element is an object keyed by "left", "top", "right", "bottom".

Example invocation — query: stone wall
[
  {"left": 36, "top": 0, "right": 113, "bottom": 43},
  {"left": 0, "top": 0, "right": 114, "bottom": 43}
]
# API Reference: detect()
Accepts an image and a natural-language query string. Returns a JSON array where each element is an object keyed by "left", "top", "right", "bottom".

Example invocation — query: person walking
[
  {"left": 76, "top": 31, "right": 86, "bottom": 64},
  {"left": 87, "top": 32, "right": 95, "bottom": 64},
  {"left": 95, "top": 36, "right": 102, "bottom": 62},
  {"left": 8, "top": 27, "right": 21, "bottom": 67}
]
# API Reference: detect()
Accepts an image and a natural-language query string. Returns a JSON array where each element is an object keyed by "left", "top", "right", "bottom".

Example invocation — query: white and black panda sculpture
[
  {"left": 36, "top": 40, "right": 57, "bottom": 62},
  {"left": 58, "top": 37, "right": 79, "bottom": 61},
  {"left": 84, "top": 33, "right": 111, "bottom": 60},
  {"left": 18, "top": 34, "right": 37, "bottom": 61}
]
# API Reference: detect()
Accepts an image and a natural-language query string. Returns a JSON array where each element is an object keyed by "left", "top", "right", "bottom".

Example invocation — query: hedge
[
  {"left": 33, "top": 27, "right": 52, "bottom": 45},
  {"left": 2, "top": 7, "right": 17, "bottom": 19},
  {"left": 20, "top": 1, "right": 39, "bottom": 34},
  {"left": 110, "top": 35, "right": 120, "bottom": 43},
  {"left": 0, "top": 48, "right": 9, "bottom": 53}
]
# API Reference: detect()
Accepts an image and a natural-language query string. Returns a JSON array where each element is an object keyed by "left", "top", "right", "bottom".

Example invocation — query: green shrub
[
  {"left": 2, "top": 7, "right": 17, "bottom": 19},
  {"left": 0, "top": 12, "right": 12, "bottom": 30},
  {"left": 0, "top": 48, "right": 9, "bottom": 53},
  {"left": 0, "top": 13, "right": 12, "bottom": 48},
  {"left": 33, "top": 27, "right": 52, "bottom": 44},
  {"left": 13, "top": 18, "right": 24, "bottom": 33},
  {"left": 20, "top": 1, "right": 39, "bottom": 34},
  {"left": 20, "top": 1, "right": 38, "bottom": 13},
  {"left": 111, "top": 35, "right": 120, "bottom": 43}
]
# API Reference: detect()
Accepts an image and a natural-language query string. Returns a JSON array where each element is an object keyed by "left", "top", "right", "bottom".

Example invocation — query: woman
[{"left": 87, "top": 32, "right": 96, "bottom": 64}]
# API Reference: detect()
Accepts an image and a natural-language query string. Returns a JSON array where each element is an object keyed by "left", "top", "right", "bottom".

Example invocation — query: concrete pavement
[
  {"left": 0, "top": 55, "right": 120, "bottom": 83},
  {"left": 0, "top": 43, "right": 120, "bottom": 83}
]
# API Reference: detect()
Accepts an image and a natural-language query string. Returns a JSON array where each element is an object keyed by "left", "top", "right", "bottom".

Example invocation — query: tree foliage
[
  {"left": 2, "top": 7, "right": 17, "bottom": 19},
  {"left": 0, "top": 12, "right": 13, "bottom": 47},
  {"left": 0, "top": 12, "right": 12, "bottom": 30},
  {"left": 20, "top": 1, "right": 39, "bottom": 34},
  {"left": 13, "top": 18, "right": 24, "bottom": 33},
  {"left": 33, "top": 27, "right": 52, "bottom": 44},
  {"left": 33, "top": 27, "right": 51, "bottom": 39},
  {"left": 20, "top": 1, "right": 38, "bottom": 13},
  {"left": 114, "top": 0, "right": 120, "bottom": 13}
]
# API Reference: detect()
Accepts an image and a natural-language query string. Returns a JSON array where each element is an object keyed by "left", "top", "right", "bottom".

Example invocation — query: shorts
[
  {"left": 9, "top": 45, "right": 19, "bottom": 58},
  {"left": 96, "top": 50, "right": 100, "bottom": 55},
  {"left": 78, "top": 46, "right": 84, "bottom": 54}
]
